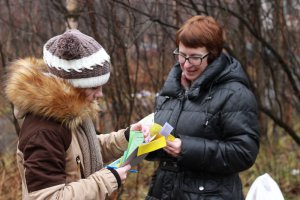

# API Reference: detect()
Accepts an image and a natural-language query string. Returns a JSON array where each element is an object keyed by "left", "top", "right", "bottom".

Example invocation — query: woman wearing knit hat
[{"left": 5, "top": 29, "right": 149, "bottom": 199}]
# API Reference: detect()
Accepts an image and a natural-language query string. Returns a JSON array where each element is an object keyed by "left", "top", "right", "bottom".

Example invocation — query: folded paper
[{"left": 106, "top": 118, "right": 176, "bottom": 170}]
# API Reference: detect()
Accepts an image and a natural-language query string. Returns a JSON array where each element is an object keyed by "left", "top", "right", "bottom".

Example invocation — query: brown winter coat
[{"left": 5, "top": 58, "right": 128, "bottom": 199}]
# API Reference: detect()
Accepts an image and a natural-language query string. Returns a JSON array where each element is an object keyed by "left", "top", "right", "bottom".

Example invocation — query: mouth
[{"left": 185, "top": 69, "right": 197, "bottom": 74}]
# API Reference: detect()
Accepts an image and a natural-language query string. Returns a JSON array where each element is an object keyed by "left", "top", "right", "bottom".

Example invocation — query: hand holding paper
[
  {"left": 115, "top": 164, "right": 131, "bottom": 184},
  {"left": 130, "top": 123, "right": 151, "bottom": 142},
  {"left": 106, "top": 120, "right": 176, "bottom": 172},
  {"left": 164, "top": 139, "right": 182, "bottom": 158}
]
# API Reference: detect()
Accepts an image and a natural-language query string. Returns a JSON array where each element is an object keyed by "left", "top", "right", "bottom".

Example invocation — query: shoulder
[
  {"left": 18, "top": 113, "right": 72, "bottom": 152},
  {"left": 213, "top": 81, "right": 258, "bottom": 113}
]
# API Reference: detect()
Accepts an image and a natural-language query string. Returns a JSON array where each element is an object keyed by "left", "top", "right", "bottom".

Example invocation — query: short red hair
[{"left": 176, "top": 15, "right": 224, "bottom": 63}]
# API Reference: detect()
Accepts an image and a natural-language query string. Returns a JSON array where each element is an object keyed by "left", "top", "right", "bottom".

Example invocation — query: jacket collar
[
  {"left": 160, "top": 53, "right": 230, "bottom": 99},
  {"left": 5, "top": 58, "right": 99, "bottom": 129}
]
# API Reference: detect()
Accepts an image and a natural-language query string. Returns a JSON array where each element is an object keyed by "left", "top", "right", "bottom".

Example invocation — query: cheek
[
  {"left": 84, "top": 91, "right": 90, "bottom": 97},
  {"left": 180, "top": 64, "right": 187, "bottom": 72},
  {"left": 84, "top": 90, "right": 94, "bottom": 100}
]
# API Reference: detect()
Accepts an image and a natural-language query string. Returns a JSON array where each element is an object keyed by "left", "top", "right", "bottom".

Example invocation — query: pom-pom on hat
[{"left": 43, "top": 29, "right": 110, "bottom": 88}]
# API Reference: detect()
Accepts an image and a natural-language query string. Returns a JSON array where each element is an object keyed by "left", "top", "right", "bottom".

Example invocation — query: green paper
[
  {"left": 121, "top": 130, "right": 144, "bottom": 165},
  {"left": 107, "top": 157, "right": 121, "bottom": 168}
]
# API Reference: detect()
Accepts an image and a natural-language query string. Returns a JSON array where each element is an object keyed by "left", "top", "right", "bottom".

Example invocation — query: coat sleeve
[
  {"left": 178, "top": 87, "right": 260, "bottom": 174},
  {"left": 28, "top": 168, "right": 118, "bottom": 200},
  {"left": 22, "top": 130, "right": 119, "bottom": 199},
  {"left": 97, "top": 128, "right": 129, "bottom": 163}
]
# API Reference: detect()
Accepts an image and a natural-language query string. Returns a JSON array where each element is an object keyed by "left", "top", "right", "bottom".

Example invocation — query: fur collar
[{"left": 5, "top": 57, "right": 99, "bottom": 129}]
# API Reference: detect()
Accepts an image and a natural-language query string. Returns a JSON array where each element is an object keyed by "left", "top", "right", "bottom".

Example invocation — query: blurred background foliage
[{"left": 0, "top": 0, "right": 299, "bottom": 199}]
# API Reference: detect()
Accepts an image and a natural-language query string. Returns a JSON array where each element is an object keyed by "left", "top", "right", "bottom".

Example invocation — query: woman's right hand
[{"left": 116, "top": 164, "right": 131, "bottom": 184}]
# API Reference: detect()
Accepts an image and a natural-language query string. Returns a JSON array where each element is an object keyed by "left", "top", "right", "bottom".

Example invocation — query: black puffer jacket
[{"left": 146, "top": 53, "right": 260, "bottom": 200}]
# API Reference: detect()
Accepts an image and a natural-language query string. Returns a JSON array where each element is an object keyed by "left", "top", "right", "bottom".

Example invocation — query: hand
[
  {"left": 116, "top": 164, "right": 131, "bottom": 184},
  {"left": 163, "top": 138, "right": 182, "bottom": 158},
  {"left": 131, "top": 123, "right": 151, "bottom": 142}
]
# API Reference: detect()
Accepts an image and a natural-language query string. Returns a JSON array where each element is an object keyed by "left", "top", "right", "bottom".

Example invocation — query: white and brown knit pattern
[{"left": 43, "top": 29, "right": 110, "bottom": 88}]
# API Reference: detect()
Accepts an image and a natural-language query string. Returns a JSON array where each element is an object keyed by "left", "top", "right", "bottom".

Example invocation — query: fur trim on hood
[{"left": 5, "top": 57, "right": 99, "bottom": 129}]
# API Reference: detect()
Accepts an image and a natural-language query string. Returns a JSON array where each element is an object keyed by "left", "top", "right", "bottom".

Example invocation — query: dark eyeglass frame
[{"left": 173, "top": 48, "right": 209, "bottom": 66}]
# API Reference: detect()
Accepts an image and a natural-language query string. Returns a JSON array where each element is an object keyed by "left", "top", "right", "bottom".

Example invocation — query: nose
[{"left": 182, "top": 59, "right": 192, "bottom": 68}]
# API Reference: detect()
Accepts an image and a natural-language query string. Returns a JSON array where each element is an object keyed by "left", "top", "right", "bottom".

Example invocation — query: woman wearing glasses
[{"left": 145, "top": 15, "right": 260, "bottom": 200}]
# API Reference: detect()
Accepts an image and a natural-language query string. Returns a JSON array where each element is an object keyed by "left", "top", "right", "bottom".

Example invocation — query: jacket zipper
[
  {"left": 76, "top": 155, "right": 85, "bottom": 178},
  {"left": 203, "top": 81, "right": 216, "bottom": 127},
  {"left": 172, "top": 92, "right": 187, "bottom": 137}
]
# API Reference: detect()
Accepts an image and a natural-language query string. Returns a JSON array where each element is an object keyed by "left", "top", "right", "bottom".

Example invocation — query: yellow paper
[
  {"left": 150, "top": 123, "right": 162, "bottom": 138},
  {"left": 150, "top": 123, "right": 175, "bottom": 141},
  {"left": 166, "top": 134, "right": 176, "bottom": 141},
  {"left": 107, "top": 122, "right": 176, "bottom": 169},
  {"left": 137, "top": 136, "right": 166, "bottom": 156}
]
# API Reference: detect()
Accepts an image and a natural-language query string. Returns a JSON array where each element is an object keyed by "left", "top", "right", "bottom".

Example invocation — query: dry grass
[
  {"left": 0, "top": 152, "right": 22, "bottom": 200},
  {"left": 241, "top": 134, "right": 300, "bottom": 200}
]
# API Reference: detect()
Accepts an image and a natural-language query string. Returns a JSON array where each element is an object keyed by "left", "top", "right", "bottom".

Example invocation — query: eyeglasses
[{"left": 173, "top": 49, "right": 209, "bottom": 66}]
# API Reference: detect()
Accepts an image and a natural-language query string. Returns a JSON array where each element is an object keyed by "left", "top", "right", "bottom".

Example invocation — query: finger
[
  {"left": 164, "top": 147, "right": 174, "bottom": 155},
  {"left": 131, "top": 123, "right": 141, "bottom": 131},
  {"left": 122, "top": 176, "right": 127, "bottom": 184},
  {"left": 166, "top": 140, "right": 175, "bottom": 148},
  {"left": 142, "top": 125, "right": 149, "bottom": 133},
  {"left": 163, "top": 147, "right": 169, "bottom": 153},
  {"left": 124, "top": 164, "right": 131, "bottom": 171},
  {"left": 144, "top": 133, "right": 150, "bottom": 142},
  {"left": 165, "top": 146, "right": 176, "bottom": 151},
  {"left": 164, "top": 148, "right": 176, "bottom": 157},
  {"left": 167, "top": 140, "right": 181, "bottom": 150},
  {"left": 167, "top": 147, "right": 175, "bottom": 153},
  {"left": 166, "top": 146, "right": 180, "bottom": 157}
]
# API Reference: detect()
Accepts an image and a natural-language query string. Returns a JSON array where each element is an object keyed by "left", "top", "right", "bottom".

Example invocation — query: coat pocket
[
  {"left": 178, "top": 172, "right": 224, "bottom": 200},
  {"left": 148, "top": 169, "right": 177, "bottom": 200}
]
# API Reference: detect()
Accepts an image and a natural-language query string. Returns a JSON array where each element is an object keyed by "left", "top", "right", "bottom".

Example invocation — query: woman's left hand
[
  {"left": 130, "top": 123, "right": 151, "bottom": 142},
  {"left": 164, "top": 138, "right": 182, "bottom": 158}
]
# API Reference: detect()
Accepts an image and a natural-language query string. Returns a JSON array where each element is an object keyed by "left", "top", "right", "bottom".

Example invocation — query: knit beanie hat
[{"left": 43, "top": 29, "right": 110, "bottom": 88}]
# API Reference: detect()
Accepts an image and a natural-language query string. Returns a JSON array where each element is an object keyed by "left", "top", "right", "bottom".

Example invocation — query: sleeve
[
  {"left": 178, "top": 88, "right": 260, "bottom": 174},
  {"left": 28, "top": 168, "right": 119, "bottom": 200},
  {"left": 97, "top": 128, "right": 129, "bottom": 163},
  {"left": 23, "top": 130, "right": 120, "bottom": 199},
  {"left": 23, "top": 130, "right": 67, "bottom": 192}
]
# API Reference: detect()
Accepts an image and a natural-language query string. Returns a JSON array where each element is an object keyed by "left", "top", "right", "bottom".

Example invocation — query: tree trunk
[{"left": 65, "top": 0, "right": 83, "bottom": 29}]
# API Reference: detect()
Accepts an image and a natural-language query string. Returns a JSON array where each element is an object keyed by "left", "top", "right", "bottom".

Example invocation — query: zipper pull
[
  {"left": 203, "top": 120, "right": 209, "bottom": 127},
  {"left": 205, "top": 96, "right": 212, "bottom": 101},
  {"left": 76, "top": 155, "right": 85, "bottom": 178},
  {"left": 184, "top": 89, "right": 189, "bottom": 98},
  {"left": 76, "top": 156, "right": 81, "bottom": 172}
]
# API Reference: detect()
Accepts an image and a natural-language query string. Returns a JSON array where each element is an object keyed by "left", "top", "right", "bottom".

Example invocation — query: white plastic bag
[{"left": 246, "top": 173, "right": 285, "bottom": 200}]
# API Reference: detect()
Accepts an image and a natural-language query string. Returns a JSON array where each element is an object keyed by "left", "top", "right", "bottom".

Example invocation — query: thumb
[
  {"left": 131, "top": 123, "right": 141, "bottom": 131},
  {"left": 123, "top": 164, "right": 131, "bottom": 171},
  {"left": 142, "top": 125, "right": 149, "bottom": 133}
]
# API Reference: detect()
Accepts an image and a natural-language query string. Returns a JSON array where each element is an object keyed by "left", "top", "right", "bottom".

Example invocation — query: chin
[{"left": 186, "top": 75, "right": 195, "bottom": 81}]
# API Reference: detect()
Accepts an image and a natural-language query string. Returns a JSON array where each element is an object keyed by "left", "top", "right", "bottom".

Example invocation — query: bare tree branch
[
  {"left": 259, "top": 105, "right": 300, "bottom": 145},
  {"left": 210, "top": 3, "right": 300, "bottom": 100},
  {"left": 111, "top": 0, "right": 178, "bottom": 29}
]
